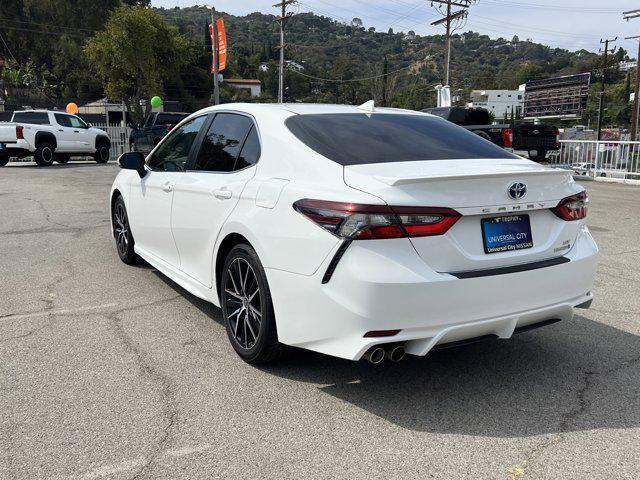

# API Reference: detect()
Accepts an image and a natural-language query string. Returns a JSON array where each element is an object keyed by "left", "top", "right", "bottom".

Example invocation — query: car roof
[{"left": 196, "top": 103, "right": 426, "bottom": 117}]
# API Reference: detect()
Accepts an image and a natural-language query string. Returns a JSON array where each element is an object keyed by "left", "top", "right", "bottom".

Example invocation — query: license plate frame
[{"left": 481, "top": 214, "right": 533, "bottom": 254}]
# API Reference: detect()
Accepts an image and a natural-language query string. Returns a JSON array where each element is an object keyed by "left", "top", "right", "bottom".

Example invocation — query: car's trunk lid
[{"left": 343, "top": 158, "right": 583, "bottom": 273}]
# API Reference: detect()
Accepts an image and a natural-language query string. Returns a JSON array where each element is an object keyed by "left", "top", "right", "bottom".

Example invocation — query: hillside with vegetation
[{"left": 0, "top": 1, "right": 633, "bottom": 127}]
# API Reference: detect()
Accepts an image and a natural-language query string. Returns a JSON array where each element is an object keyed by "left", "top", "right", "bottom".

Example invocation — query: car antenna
[{"left": 357, "top": 100, "right": 375, "bottom": 116}]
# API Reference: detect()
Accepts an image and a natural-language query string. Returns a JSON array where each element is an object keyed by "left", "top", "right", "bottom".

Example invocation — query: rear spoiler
[{"left": 374, "top": 168, "right": 567, "bottom": 186}]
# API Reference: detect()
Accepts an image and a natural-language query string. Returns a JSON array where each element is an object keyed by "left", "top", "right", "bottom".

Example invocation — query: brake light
[
  {"left": 293, "top": 199, "right": 461, "bottom": 240},
  {"left": 16, "top": 125, "right": 24, "bottom": 140},
  {"left": 166, "top": 124, "right": 174, "bottom": 133},
  {"left": 502, "top": 128, "right": 513, "bottom": 148},
  {"left": 551, "top": 191, "right": 588, "bottom": 221}
]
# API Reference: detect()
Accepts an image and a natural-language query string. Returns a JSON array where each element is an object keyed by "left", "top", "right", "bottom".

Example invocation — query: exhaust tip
[
  {"left": 363, "top": 346, "right": 385, "bottom": 364},
  {"left": 386, "top": 345, "right": 405, "bottom": 362}
]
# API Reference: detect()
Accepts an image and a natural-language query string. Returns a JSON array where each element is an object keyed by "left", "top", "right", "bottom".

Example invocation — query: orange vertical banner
[{"left": 216, "top": 18, "right": 227, "bottom": 72}]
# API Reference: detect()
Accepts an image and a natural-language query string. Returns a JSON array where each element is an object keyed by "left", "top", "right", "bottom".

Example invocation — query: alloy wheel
[
  {"left": 224, "top": 258, "right": 262, "bottom": 350},
  {"left": 113, "top": 203, "right": 129, "bottom": 256}
]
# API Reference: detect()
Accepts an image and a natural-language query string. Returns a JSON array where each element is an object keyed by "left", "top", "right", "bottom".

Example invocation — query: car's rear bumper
[
  {"left": 0, "top": 139, "right": 32, "bottom": 157},
  {"left": 266, "top": 225, "right": 598, "bottom": 361}
]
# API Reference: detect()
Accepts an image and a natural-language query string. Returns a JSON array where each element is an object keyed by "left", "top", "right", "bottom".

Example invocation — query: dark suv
[{"left": 129, "top": 112, "right": 190, "bottom": 154}]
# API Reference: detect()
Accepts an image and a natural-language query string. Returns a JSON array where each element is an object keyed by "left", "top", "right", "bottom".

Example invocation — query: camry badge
[{"left": 508, "top": 182, "right": 527, "bottom": 200}]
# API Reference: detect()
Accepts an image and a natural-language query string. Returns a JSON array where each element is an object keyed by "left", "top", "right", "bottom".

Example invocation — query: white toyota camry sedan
[{"left": 110, "top": 103, "right": 598, "bottom": 364}]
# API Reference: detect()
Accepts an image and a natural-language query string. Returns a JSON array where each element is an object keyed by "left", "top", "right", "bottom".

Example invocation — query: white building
[
  {"left": 467, "top": 89, "right": 524, "bottom": 120},
  {"left": 224, "top": 79, "right": 262, "bottom": 98},
  {"left": 620, "top": 61, "right": 638, "bottom": 72}
]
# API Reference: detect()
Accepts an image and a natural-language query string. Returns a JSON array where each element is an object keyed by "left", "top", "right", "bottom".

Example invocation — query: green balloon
[{"left": 150, "top": 96, "right": 162, "bottom": 108}]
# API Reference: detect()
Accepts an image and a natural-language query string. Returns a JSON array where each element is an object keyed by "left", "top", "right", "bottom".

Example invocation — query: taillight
[
  {"left": 16, "top": 125, "right": 24, "bottom": 140},
  {"left": 502, "top": 128, "right": 513, "bottom": 148},
  {"left": 166, "top": 124, "right": 174, "bottom": 133},
  {"left": 551, "top": 191, "right": 588, "bottom": 221},
  {"left": 293, "top": 199, "right": 461, "bottom": 240}
]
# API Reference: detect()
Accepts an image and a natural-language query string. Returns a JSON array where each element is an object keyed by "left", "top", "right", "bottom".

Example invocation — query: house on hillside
[{"left": 224, "top": 79, "right": 262, "bottom": 98}]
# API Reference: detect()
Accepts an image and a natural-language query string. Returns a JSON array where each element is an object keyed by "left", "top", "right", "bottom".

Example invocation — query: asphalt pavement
[{"left": 0, "top": 161, "right": 639, "bottom": 479}]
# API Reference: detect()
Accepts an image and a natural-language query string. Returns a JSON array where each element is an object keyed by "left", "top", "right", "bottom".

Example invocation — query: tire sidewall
[
  {"left": 113, "top": 197, "right": 136, "bottom": 263},
  {"left": 96, "top": 143, "right": 110, "bottom": 163},
  {"left": 36, "top": 143, "right": 55, "bottom": 166},
  {"left": 221, "top": 244, "right": 276, "bottom": 362}
]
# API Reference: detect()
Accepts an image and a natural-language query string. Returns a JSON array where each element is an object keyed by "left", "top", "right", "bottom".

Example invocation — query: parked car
[
  {"left": 110, "top": 103, "right": 598, "bottom": 365},
  {"left": 421, "top": 106, "right": 560, "bottom": 162},
  {"left": 0, "top": 110, "right": 111, "bottom": 167},
  {"left": 129, "top": 112, "right": 190, "bottom": 154},
  {"left": 571, "top": 162, "right": 607, "bottom": 177}
]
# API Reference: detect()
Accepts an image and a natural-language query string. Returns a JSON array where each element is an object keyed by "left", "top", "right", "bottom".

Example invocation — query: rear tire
[
  {"left": 34, "top": 142, "right": 55, "bottom": 167},
  {"left": 221, "top": 244, "right": 285, "bottom": 364},
  {"left": 112, "top": 196, "right": 137, "bottom": 265},
  {"left": 0, "top": 156, "right": 9, "bottom": 167},
  {"left": 94, "top": 141, "right": 110, "bottom": 164}
]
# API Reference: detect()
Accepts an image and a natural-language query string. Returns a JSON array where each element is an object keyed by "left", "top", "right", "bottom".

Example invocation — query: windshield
[{"left": 285, "top": 113, "right": 516, "bottom": 166}]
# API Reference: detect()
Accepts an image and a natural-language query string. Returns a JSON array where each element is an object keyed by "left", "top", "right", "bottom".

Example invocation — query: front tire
[
  {"left": 34, "top": 143, "right": 55, "bottom": 166},
  {"left": 221, "top": 244, "right": 285, "bottom": 364},
  {"left": 94, "top": 142, "right": 110, "bottom": 164},
  {"left": 112, "top": 196, "right": 137, "bottom": 264}
]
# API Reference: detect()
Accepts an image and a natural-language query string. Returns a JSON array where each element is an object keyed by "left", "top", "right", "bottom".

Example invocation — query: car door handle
[
  {"left": 73, "top": 130, "right": 80, "bottom": 133},
  {"left": 213, "top": 189, "right": 232, "bottom": 200},
  {"left": 58, "top": 129, "right": 64, "bottom": 132},
  {"left": 162, "top": 183, "right": 174, "bottom": 193}
]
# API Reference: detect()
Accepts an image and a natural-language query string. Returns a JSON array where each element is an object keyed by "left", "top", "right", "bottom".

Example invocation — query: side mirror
[{"left": 118, "top": 152, "right": 147, "bottom": 178}]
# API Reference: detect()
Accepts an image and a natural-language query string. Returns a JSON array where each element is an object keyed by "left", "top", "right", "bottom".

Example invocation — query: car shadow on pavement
[
  {"left": 148, "top": 271, "right": 640, "bottom": 437},
  {"left": 260, "top": 317, "right": 640, "bottom": 437}
]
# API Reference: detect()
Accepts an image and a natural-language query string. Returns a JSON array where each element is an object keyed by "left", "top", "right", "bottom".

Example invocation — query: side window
[
  {"left": 54, "top": 114, "right": 71, "bottom": 127},
  {"left": 69, "top": 116, "right": 87, "bottom": 128},
  {"left": 235, "top": 126, "right": 261, "bottom": 170},
  {"left": 13, "top": 112, "right": 50, "bottom": 125},
  {"left": 147, "top": 116, "right": 206, "bottom": 172},
  {"left": 143, "top": 115, "right": 153, "bottom": 128},
  {"left": 193, "top": 113, "right": 254, "bottom": 172}
]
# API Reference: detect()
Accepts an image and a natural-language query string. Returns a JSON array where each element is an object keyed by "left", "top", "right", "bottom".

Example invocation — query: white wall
[{"left": 468, "top": 89, "right": 524, "bottom": 119}]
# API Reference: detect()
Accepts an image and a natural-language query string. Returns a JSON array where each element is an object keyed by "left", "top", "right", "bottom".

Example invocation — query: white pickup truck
[{"left": 0, "top": 110, "right": 111, "bottom": 167}]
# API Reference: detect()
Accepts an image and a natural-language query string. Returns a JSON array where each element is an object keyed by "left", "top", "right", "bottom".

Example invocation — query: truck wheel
[
  {"left": 94, "top": 141, "right": 110, "bottom": 164},
  {"left": 55, "top": 154, "right": 70, "bottom": 164},
  {"left": 34, "top": 142, "right": 55, "bottom": 167},
  {"left": 0, "top": 156, "right": 9, "bottom": 167}
]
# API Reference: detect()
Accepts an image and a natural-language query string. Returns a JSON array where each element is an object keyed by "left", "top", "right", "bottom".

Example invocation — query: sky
[{"left": 153, "top": 0, "right": 640, "bottom": 55}]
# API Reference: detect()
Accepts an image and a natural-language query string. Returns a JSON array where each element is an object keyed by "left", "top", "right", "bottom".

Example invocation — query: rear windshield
[
  {"left": 285, "top": 113, "right": 516, "bottom": 166},
  {"left": 12, "top": 112, "right": 50, "bottom": 125},
  {"left": 156, "top": 113, "right": 188, "bottom": 125}
]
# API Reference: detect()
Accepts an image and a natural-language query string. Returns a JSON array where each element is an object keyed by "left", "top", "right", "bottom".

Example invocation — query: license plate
[{"left": 481, "top": 215, "right": 533, "bottom": 254}]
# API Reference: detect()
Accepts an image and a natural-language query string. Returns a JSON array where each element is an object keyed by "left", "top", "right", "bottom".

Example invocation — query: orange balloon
[{"left": 66, "top": 102, "right": 78, "bottom": 115}]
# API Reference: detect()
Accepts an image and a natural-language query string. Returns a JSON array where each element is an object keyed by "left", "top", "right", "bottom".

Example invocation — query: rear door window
[
  {"left": 285, "top": 113, "right": 517, "bottom": 166},
  {"left": 13, "top": 112, "right": 50, "bottom": 125},
  {"left": 193, "top": 113, "right": 254, "bottom": 172},
  {"left": 54, "top": 114, "right": 72, "bottom": 127}
]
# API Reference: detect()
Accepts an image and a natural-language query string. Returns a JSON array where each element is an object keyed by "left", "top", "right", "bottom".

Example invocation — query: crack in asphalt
[
  {"left": 105, "top": 296, "right": 182, "bottom": 480},
  {"left": 506, "top": 352, "right": 640, "bottom": 479}
]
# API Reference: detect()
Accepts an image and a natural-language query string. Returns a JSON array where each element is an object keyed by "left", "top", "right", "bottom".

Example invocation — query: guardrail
[{"left": 549, "top": 140, "right": 640, "bottom": 183}]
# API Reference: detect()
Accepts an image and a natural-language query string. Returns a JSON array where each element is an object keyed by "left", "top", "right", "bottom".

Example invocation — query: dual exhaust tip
[{"left": 363, "top": 344, "right": 405, "bottom": 364}]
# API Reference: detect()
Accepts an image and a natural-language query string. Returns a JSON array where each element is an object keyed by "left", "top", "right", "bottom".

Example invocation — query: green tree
[{"left": 85, "top": 5, "right": 190, "bottom": 120}]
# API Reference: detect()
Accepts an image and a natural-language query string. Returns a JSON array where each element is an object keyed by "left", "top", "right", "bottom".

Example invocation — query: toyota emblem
[{"left": 508, "top": 182, "right": 527, "bottom": 200}]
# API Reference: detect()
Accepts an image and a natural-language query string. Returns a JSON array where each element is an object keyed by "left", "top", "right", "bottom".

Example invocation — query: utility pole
[
  {"left": 624, "top": 9, "right": 640, "bottom": 141},
  {"left": 208, "top": 9, "right": 220, "bottom": 106},
  {"left": 430, "top": 0, "right": 475, "bottom": 86},
  {"left": 274, "top": 0, "right": 297, "bottom": 103},
  {"left": 596, "top": 37, "right": 617, "bottom": 141},
  {"left": 626, "top": 35, "right": 640, "bottom": 141}
]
